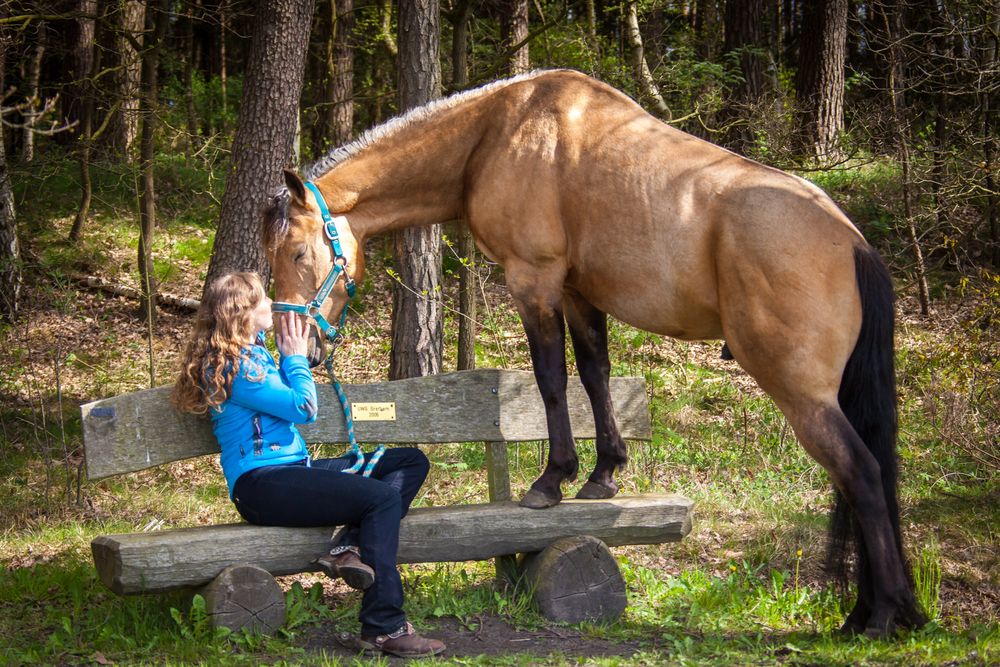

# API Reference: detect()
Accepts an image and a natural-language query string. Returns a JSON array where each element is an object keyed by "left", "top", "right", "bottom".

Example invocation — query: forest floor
[{"left": 1, "top": 156, "right": 999, "bottom": 665}]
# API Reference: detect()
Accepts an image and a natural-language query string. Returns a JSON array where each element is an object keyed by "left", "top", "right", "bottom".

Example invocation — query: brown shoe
[
  {"left": 360, "top": 622, "right": 446, "bottom": 658},
  {"left": 315, "top": 547, "right": 374, "bottom": 590}
]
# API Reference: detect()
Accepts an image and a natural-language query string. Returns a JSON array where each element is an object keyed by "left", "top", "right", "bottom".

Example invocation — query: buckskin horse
[{"left": 262, "top": 69, "right": 925, "bottom": 636}]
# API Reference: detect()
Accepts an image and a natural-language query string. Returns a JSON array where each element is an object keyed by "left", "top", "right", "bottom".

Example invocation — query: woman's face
[{"left": 251, "top": 293, "right": 274, "bottom": 334}]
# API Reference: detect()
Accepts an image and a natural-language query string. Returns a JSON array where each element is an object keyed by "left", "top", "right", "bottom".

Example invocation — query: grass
[{"left": 1, "top": 146, "right": 998, "bottom": 665}]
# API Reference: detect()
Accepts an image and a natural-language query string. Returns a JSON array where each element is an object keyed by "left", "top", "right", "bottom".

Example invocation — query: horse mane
[
  {"left": 263, "top": 70, "right": 561, "bottom": 251},
  {"left": 261, "top": 187, "right": 291, "bottom": 253},
  {"left": 303, "top": 69, "right": 557, "bottom": 181}
]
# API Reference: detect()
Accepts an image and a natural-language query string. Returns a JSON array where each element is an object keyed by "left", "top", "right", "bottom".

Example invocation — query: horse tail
[{"left": 828, "top": 245, "right": 907, "bottom": 590}]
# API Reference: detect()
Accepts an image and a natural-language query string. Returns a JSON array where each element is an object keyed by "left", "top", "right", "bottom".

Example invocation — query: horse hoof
[
  {"left": 839, "top": 619, "right": 865, "bottom": 637},
  {"left": 863, "top": 623, "right": 897, "bottom": 640},
  {"left": 575, "top": 481, "right": 618, "bottom": 500},
  {"left": 519, "top": 488, "right": 561, "bottom": 509}
]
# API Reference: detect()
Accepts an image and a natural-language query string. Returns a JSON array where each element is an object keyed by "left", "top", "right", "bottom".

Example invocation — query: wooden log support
[
  {"left": 91, "top": 494, "right": 692, "bottom": 595},
  {"left": 201, "top": 564, "right": 286, "bottom": 634},
  {"left": 521, "top": 535, "right": 627, "bottom": 623}
]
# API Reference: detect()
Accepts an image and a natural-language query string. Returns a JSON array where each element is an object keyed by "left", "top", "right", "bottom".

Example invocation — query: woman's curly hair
[{"left": 172, "top": 272, "right": 266, "bottom": 415}]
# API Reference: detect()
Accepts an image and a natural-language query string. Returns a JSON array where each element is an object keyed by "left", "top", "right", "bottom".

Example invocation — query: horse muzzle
[{"left": 306, "top": 325, "right": 326, "bottom": 368}]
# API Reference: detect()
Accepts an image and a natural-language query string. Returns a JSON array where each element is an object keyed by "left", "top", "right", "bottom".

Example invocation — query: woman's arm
[{"left": 228, "top": 313, "right": 318, "bottom": 423}]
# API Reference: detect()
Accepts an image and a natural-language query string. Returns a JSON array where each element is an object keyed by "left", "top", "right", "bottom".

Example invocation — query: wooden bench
[{"left": 82, "top": 368, "right": 693, "bottom": 631}]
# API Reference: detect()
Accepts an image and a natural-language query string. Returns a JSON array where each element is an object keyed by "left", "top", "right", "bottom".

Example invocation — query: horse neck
[{"left": 316, "top": 101, "right": 490, "bottom": 240}]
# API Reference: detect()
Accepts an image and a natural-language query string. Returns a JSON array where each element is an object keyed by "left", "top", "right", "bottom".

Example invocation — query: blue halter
[
  {"left": 271, "top": 181, "right": 384, "bottom": 477},
  {"left": 271, "top": 181, "right": 356, "bottom": 347}
]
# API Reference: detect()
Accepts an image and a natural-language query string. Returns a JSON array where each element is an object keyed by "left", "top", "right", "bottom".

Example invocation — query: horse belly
[{"left": 569, "top": 254, "right": 724, "bottom": 341}]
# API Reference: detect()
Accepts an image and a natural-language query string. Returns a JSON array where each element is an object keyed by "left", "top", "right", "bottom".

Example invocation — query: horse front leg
[
  {"left": 512, "top": 296, "right": 578, "bottom": 509},
  {"left": 565, "top": 292, "right": 626, "bottom": 499}
]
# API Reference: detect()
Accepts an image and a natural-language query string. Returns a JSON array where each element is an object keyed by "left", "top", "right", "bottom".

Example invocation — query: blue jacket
[{"left": 210, "top": 343, "right": 318, "bottom": 497}]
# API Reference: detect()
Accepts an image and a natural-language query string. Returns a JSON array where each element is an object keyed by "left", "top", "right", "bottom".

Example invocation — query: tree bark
[
  {"left": 137, "top": 0, "right": 169, "bottom": 327},
  {"left": 326, "top": 0, "right": 354, "bottom": 148},
  {"left": 448, "top": 0, "right": 472, "bottom": 89},
  {"left": 625, "top": 0, "right": 669, "bottom": 119},
  {"left": 21, "top": 23, "right": 45, "bottom": 162},
  {"left": 721, "top": 0, "right": 776, "bottom": 151},
  {"left": 391, "top": 0, "right": 443, "bottom": 380},
  {"left": 183, "top": 3, "right": 200, "bottom": 158},
  {"left": 368, "top": 0, "right": 398, "bottom": 126},
  {"left": 219, "top": 0, "right": 229, "bottom": 134},
  {"left": 110, "top": 0, "right": 146, "bottom": 161},
  {"left": 205, "top": 0, "right": 316, "bottom": 290},
  {"left": 882, "top": 1, "right": 930, "bottom": 316},
  {"left": 694, "top": 0, "right": 720, "bottom": 61},
  {"left": 447, "top": 0, "right": 476, "bottom": 371},
  {"left": 981, "top": 2, "right": 999, "bottom": 265},
  {"left": 0, "top": 30, "right": 21, "bottom": 322},
  {"left": 69, "top": 0, "right": 98, "bottom": 242},
  {"left": 584, "top": 0, "right": 598, "bottom": 55},
  {"left": 500, "top": 0, "right": 530, "bottom": 75},
  {"left": 795, "top": 0, "right": 848, "bottom": 161}
]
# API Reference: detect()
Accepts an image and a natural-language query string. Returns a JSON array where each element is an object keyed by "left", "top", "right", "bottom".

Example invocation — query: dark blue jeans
[{"left": 232, "top": 447, "right": 429, "bottom": 636}]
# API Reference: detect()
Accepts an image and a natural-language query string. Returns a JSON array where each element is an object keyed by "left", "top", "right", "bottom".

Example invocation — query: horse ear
[{"left": 283, "top": 169, "right": 308, "bottom": 205}]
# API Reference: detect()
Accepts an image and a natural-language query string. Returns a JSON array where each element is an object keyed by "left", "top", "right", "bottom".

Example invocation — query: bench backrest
[{"left": 82, "top": 368, "right": 651, "bottom": 481}]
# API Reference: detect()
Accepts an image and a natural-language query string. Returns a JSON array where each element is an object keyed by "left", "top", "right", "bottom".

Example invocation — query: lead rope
[{"left": 323, "top": 352, "right": 385, "bottom": 476}]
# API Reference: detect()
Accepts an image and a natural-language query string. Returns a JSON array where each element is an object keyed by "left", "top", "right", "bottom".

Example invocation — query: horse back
[{"left": 462, "top": 71, "right": 864, "bottom": 342}]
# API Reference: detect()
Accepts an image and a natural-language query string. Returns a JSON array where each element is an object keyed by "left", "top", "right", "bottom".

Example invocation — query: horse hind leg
[
  {"left": 784, "top": 402, "right": 924, "bottom": 637},
  {"left": 564, "top": 292, "right": 626, "bottom": 499}
]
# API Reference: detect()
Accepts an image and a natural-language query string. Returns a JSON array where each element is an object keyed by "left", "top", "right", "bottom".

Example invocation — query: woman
[{"left": 172, "top": 272, "right": 444, "bottom": 658}]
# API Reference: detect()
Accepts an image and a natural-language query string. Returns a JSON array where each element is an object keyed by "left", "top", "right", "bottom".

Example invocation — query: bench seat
[{"left": 93, "top": 495, "right": 693, "bottom": 594}]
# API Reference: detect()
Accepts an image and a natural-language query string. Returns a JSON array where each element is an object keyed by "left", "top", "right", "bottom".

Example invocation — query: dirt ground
[{"left": 298, "top": 614, "right": 649, "bottom": 662}]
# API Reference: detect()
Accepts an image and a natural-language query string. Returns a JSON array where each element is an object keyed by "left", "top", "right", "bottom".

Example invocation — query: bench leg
[
  {"left": 201, "top": 564, "right": 286, "bottom": 634},
  {"left": 520, "top": 535, "right": 627, "bottom": 623},
  {"left": 486, "top": 440, "right": 518, "bottom": 584}
]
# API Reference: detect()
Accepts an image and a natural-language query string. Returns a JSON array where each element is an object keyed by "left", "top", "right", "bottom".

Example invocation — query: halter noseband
[
  {"left": 271, "top": 181, "right": 356, "bottom": 348},
  {"left": 271, "top": 181, "right": 384, "bottom": 477}
]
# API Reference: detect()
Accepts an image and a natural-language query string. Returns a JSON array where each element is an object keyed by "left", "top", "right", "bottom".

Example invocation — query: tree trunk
[
  {"left": 205, "top": 0, "right": 316, "bottom": 290},
  {"left": 183, "top": 3, "right": 200, "bottom": 158},
  {"left": 69, "top": 0, "right": 98, "bottom": 243},
  {"left": 585, "top": 0, "right": 598, "bottom": 55},
  {"left": 21, "top": 24, "right": 45, "bottom": 162},
  {"left": 448, "top": 0, "right": 472, "bottom": 89},
  {"left": 694, "top": 0, "right": 719, "bottom": 61},
  {"left": 982, "top": 3, "right": 999, "bottom": 265},
  {"left": 369, "top": 0, "right": 398, "bottom": 126},
  {"left": 883, "top": 1, "right": 930, "bottom": 316},
  {"left": 721, "top": 0, "right": 774, "bottom": 151},
  {"left": 391, "top": 0, "right": 443, "bottom": 380},
  {"left": 326, "top": 0, "right": 354, "bottom": 147},
  {"left": 795, "top": 0, "right": 848, "bottom": 161},
  {"left": 447, "top": 0, "right": 476, "bottom": 371},
  {"left": 219, "top": 0, "right": 229, "bottom": 134},
  {"left": 500, "top": 0, "right": 530, "bottom": 75},
  {"left": 110, "top": 0, "right": 146, "bottom": 161},
  {"left": 625, "top": 0, "right": 669, "bottom": 119},
  {"left": 137, "top": 0, "right": 169, "bottom": 326},
  {"left": 1, "top": 31, "right": 21, "bottom": 322}
]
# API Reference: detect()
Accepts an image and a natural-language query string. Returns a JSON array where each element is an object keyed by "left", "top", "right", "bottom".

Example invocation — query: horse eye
[{"left": 294, "top": 247, "right": 306, "bottom": 263}]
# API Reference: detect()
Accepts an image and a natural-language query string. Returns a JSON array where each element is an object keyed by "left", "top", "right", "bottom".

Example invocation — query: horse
[{"left": 261, "top": 69, "right": 925, "bottom": 636}]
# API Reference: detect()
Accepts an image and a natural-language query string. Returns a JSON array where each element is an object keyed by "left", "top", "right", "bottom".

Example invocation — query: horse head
[{"left": 263, "top": 169, "right": 365, "bottom": 367}]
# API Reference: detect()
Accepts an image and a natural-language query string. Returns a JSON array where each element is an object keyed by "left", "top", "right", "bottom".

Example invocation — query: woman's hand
[{"left": 275, "top": 312, "right": 310, "bottom": 358}]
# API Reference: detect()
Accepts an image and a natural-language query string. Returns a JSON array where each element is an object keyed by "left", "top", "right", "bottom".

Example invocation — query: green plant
[
  {"left": 914, "top": 539, "right": 943, "bottom": 623},
  {"left": 170, "top": 594, "right": 231, "bottom": 643},
  {"left": 284, "top": 581, "right": 338, "bottom": 632}
]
